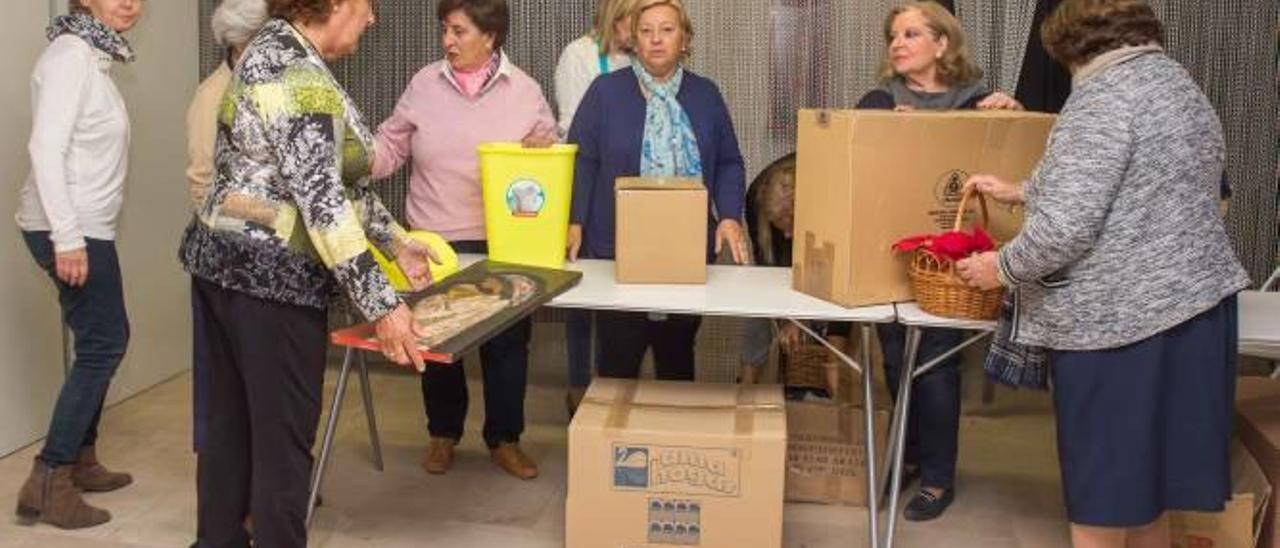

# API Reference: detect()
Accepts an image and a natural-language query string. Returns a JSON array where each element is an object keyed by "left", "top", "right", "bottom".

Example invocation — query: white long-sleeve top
[
  {"left": 16, "top": 34, "right": 131, "bottom": 252},
  {"left": 553, "top": 35, "right": 630, "bottom": 138}
]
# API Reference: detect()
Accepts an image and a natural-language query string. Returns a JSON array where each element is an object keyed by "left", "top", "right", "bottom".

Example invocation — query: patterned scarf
[
  {"left": 983, "top": 290, "right": 1050, "bottom": 391},
  {"left": 47, "top": 13, "right": 135, "bottom": 63},
  {"left": 634, "top": 64, "right": 702, "bottom": 177}
]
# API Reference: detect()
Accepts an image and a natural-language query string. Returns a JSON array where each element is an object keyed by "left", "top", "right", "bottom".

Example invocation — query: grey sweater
[{"left": 999, "top": 51, "right": 1250, "bottom": 351}]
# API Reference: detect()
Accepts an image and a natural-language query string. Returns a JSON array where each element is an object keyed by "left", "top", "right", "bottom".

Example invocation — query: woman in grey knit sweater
[{"left": 956, "top": 1, "right": 1250, "bottom": 547}]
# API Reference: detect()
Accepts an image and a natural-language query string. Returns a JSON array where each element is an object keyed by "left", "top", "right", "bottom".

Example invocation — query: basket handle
[{"left": 952, "top": 185, "right": 991, "bottom": 232}]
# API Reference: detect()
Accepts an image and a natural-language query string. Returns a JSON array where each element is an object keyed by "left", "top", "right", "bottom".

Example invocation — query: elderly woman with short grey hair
[
  {"left": 956, "top": 0, "right": 1249, "bottom": 546},
  {"left": 184, "top": 0, "right": 269, "bottom": 454}
]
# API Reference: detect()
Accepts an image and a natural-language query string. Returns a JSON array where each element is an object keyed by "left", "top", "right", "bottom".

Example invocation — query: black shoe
[{"left": 902, "top": 488, "right": 954, "bottom": 522}]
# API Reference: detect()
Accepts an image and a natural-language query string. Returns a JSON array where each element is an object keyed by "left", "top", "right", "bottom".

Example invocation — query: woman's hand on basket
[
  {"left": 956, "top": 251, "right": 1002, "bottom": 290},
  {"left": 375, "top": 304, "right": 426, "bottom": 373},
  {"left": 964, "top": 174, "right": 1024, "bottom": 205}
]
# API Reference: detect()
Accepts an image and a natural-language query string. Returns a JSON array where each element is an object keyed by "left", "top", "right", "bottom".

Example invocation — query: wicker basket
[
  {"left": 783, "top": 343, "right": 856, "bottom": 399},
  {"left": 907, "top": 188, "right": 1002, "bottom": 320}
]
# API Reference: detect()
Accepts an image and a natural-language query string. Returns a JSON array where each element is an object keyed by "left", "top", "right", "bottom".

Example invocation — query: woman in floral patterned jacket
[{"left": 178, "top": 1, "right": 434, "bottom": 545}]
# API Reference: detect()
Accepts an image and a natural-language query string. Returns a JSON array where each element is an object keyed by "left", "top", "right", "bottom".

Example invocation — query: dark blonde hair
[
  {"left": 593, "top": 0, "right": 642, "bottom": 55},
  {"left": 878, "top": 1, "right": 983, "bottom": 87},
  {"left": 631, "top": 0, "right": 694, "bottom": 60},
  {"left": 1041, "top": 0, "right": 1165, "bottom": 69}
]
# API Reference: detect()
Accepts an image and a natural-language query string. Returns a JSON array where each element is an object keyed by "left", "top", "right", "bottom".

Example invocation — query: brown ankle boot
[
  {"left": 16, "top": 459, "right": 111, "bottom": 529},
  {"left": 422, "top": 437, "right": 456, "bottom": 475},
  {"left": 490, "top": 442, "right": 538, "bottom": 480},
  {"left": 72, "top": 446, "right": 132, "bottom": 493}
]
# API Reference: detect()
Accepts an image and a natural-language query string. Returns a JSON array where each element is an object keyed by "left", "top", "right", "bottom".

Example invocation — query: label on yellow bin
[{"left": 479, "top": 143, "right": 577, "bottom": 270}]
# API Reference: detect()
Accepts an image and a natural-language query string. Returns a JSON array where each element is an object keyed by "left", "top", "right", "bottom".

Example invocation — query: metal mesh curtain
[
  {"left": 199, "top": 0, "right": 1279, "bottom": 379},
  {"left": 955, "top": 0, "right": 1280, "bottom": 284}
]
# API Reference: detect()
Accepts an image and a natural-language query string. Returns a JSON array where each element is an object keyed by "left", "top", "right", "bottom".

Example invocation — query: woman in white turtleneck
[{"left": 14, "top": 0, "right": 141, "bottom": 531}]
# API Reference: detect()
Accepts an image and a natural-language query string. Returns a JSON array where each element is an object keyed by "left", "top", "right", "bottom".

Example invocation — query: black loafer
[{"left": 903, "top": 488, "right": 954, "bottom": 522}]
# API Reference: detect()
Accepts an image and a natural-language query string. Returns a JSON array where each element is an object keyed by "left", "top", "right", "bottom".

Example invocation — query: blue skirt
[{"left": 1050, "top": 295, "right": 1238, "bottom": 527}]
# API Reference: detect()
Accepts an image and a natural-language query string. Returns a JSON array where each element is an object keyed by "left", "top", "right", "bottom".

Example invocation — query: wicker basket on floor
[{"left": 907, "top": 188, "right": 1002, "bottom": 320}]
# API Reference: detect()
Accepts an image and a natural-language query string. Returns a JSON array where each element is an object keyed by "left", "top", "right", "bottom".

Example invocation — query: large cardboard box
[
  {"left": 785, "top": 401, "right": 889, "bottom": 507},
  {"left": 1237, "top": 377, "right": 1280, "bottom": 547},
  {"left": 1170, "top": 442, "right": 1272, "bottom": 548},
  {"left": 567, "top": 379, "right": 786, "bottom": 548},
  {"left": 616, "top": 177, "right": 707, "bottom": 284},
  {"left": 791, "top": 110, "right": 1056, "bottom": 307}
]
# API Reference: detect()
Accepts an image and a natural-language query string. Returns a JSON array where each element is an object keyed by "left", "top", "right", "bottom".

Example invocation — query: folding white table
[
  {"left": 310, "top": 256, "right": 898, "bottom": 548},
  {"left": 882, "top": 303, "right": 996, "bottom": 548},
  {"left": 1240, "top": 290, "right": 1280, "bottom": 366}
]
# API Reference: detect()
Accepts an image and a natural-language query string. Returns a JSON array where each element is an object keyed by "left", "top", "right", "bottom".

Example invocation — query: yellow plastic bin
[{"left": 478, "top": 142, "right": 578, "bottom": 269}]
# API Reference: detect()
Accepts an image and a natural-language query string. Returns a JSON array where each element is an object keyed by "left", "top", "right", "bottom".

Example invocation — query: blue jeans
[
  {"left": 878, "top": 323, "right": 963, "bottom": 490},
  {"left": 22, "top": 231, "right": 130, "bottom": 466}
]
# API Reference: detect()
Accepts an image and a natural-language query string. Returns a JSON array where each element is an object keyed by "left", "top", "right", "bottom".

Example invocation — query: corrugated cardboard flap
[
  {"left": 616, "top": 176, "right": 705, "bottom": 191},
  {"left": 575, "top": 379, "right": 786, "bottom": 442}
]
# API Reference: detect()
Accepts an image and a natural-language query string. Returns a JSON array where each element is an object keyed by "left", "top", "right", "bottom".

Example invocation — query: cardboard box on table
[
  {"left": 791, "top": 110, "right": 1056, "bottom": 307},
  {"left": 615, "top": 177, "right": 707, "bottom": 284},
  {"left": 566, "top": 379, "right": 785, "bottom": 547}
]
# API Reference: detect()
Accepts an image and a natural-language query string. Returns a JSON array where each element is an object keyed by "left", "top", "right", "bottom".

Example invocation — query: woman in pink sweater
[{"left": 371, "top": 0, "right": 555, "bottom": 481}]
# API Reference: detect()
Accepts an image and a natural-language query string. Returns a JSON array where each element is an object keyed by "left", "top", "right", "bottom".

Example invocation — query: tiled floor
[{"left": 0, "top": 366, "right": 1073, "bottom": 547}]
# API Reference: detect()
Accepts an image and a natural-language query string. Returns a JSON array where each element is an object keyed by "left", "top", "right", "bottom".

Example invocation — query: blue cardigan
[{"left": 566, "top": 68, "right": 746, "bottom": 260}]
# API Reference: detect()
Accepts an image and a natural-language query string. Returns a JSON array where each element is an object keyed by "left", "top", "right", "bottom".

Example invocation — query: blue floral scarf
[
  {"left": 47, "top": 13, "right": 135, "bottom": 63},
  {"left": 634, "top": 64, "right": 702, "bottom": 177}
]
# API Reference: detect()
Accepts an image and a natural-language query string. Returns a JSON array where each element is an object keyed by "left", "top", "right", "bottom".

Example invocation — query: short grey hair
[{"left": 211, "top": 0, "right": 269, "bottom": 48}]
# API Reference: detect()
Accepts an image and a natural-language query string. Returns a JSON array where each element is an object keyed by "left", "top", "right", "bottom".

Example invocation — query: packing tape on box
[{"left": 588, "top": 384, "right": 783, "bottom": 445}]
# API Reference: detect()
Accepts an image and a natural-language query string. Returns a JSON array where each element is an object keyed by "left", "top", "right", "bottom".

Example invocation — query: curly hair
[
  {"left": 437, "top": 0, "right": 510, "bottom": 51},
  {"left": 267, "top": 0, "right": 337, "bottom": 25},
  {"left": 1041, "top": 0, "right": 1166, "bottom": 69},
  {"left": 877, "top": 1, "right": 983, "bottom": 87}
]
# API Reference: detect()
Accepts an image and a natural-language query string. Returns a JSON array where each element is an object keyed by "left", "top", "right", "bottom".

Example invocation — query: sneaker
[{"left": 902, "top": 488, "right": 954, "bottom": 522}]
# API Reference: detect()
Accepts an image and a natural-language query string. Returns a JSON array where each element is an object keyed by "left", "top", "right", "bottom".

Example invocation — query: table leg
[
  {"left": 307, "top": 345, "right": 354, "bottom": 528},
  {"left": 356, "top": 351, "right": 384, "bottom": 472},
  {"left": 859, "top": 324, "right": 881, "bottom": 548},
  {"left": 883, "top": 326, "right": 922, "bottom": 548}
]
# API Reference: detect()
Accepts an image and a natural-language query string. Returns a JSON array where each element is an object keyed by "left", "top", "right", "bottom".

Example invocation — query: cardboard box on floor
[
  {"left": 615, "top": 177, "right": 707, "bottom": 284},
  {"left": 764, "top": 327, "right": 893, "bottom": 507},
  {"left": 786, "top": 401, "right": 889, "bottom": 507},
  {"left": 791, "top": 110, "right": 1056, "bottom": 308},
  {"left": 1170, "top": 441, "right": 1271, "bottom": 548},
  {"left": 1235, "top": 376, "right": 1280, "bottom": 547},
  {"left": 566, "top": 379, "right": 786, "bottom": 548}
]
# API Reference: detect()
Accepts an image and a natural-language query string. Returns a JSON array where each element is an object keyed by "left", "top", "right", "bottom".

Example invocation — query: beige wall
[
  {"left": 0, "top": 2, "right": 198, "bottom": 456},
  {"left": 0, "top": 1, "right": 66, "bottom": 457}
]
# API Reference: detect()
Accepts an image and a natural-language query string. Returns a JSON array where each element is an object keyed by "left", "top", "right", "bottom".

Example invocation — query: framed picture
[{"left": 331, "top": 260, "right": 582, "bottom": 364}]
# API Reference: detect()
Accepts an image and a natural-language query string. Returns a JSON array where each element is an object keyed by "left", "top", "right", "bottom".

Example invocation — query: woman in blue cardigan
[{"left": 566, "top": 0, "right": 748, "bottom": 381}]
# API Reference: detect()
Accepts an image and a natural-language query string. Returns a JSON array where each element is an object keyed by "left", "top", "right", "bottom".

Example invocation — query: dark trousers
[
  {"left": 192, "top": 279, "right": 211, "bottom": 452},
  {"left": 420, "top": 240, "right": 531, "bottom": 447},
  {"left": 22, "top": 231, "right": 130, "bottom": 466},
  {"left": 879, "top": 323, "right": 963, "bottom": 490},
  {"left": 565, "top": 309, "right": 595, "bottom": 388},
  {"left": 595, "top": 311, "right": 701, "bottom": 381},
  {"left": 193, "top": 279, "right": 326, "bottom": 548}
]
